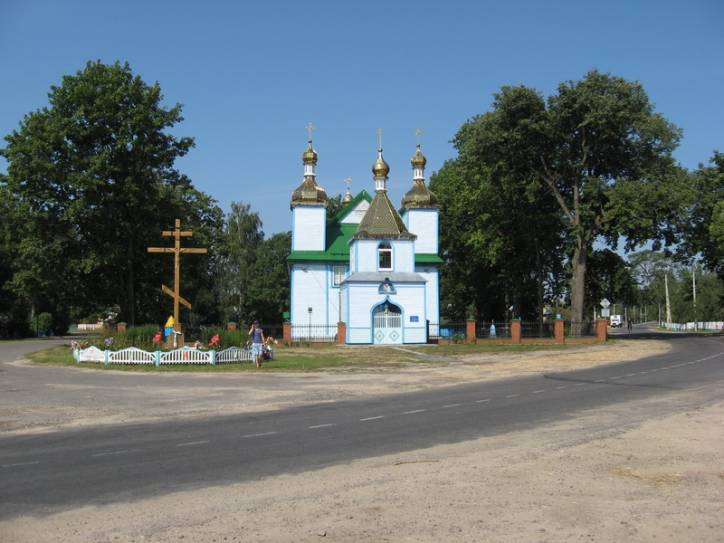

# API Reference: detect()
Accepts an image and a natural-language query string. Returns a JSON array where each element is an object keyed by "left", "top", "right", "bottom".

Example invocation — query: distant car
[{"left": 609, "top": 315, "right": 622, "bottom": 328}]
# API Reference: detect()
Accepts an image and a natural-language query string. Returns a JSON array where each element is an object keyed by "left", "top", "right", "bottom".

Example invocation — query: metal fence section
[
  {"left": 426, "top": 322, "right": 467, "bottom": 341},
  {"left": 74, "top": 345, "right": 254, "bottom": 366},
  {"left": 659, "top": 321, "right": 724, "bottom": 332},
  {"left": 521, "top": 321, "right": 554, "bottom": 338},
  {"left": 261, "top": 323, "right": 284, "bottom": 341},
  {"left": 109, "top": 347, "right": 155, "bottom": 365},
  {"left": 566, "top": 320, "right": 596, "bottom": 337},
  {"left": 475, "top": 321, "right": 511, "bottom": 339},
  {"left": 289, "top": 324, "right": 337, "bottom": 342},
  {"left": 216, "top": 347, "right": 254, "bottom": 364}
]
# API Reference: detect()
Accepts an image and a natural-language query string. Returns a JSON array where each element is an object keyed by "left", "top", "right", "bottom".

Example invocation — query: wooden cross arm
[
  {"left": 162, "top": 230, "right": 193, "bottom": 237},
  {"left": 179, "top": 248, "right": 208, "bottom": 254},
  {"left": 161, "top": 285, "right": 192, "bottom": 309},
  {"left": 147, "top": 247, "right": 175, "bottom": 253}
]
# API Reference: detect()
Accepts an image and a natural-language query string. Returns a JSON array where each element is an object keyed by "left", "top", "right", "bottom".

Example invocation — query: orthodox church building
[{"left": 287, "top": 133, "right": 441, "bottom": 344}]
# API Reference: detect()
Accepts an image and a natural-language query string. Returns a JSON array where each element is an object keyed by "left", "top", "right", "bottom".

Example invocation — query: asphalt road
[{"left": 0, "top": 331, "right": 722, "bottom": 520}]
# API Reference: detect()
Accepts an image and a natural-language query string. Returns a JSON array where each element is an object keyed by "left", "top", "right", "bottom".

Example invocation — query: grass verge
[{"left": 27, "top": 340, "right": 588, "bottom": 372}]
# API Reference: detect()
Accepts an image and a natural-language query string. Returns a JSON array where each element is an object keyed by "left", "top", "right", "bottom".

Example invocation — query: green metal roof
[
  {"left": 288, "top": 223, "right": 358, "bottom": 262},
  {"left": 415, "top": 253, "right": 443, "bottom": 264},
  {"left": 287, "top": 189, "right": 441, "bottom": 264},
  {"left": 335, "top": 190, "right": 373, "bottom": 221}
]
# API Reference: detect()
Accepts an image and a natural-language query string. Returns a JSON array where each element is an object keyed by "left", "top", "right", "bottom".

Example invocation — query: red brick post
[
  {"left": 554, "top": 319, "right": 565, "bottom": 344},
  {"left": 511, "top": 320, "right": 522, "bottom": 344},
  {"left": 337, "top": 322, "right": 346, "bottom": 345},
  {"left": 226, "top": 322, "right": 237, "bottom": 331},
  {"left": 596, "top": 319, "right": 608, "bottom": 342},
  {"left": 282, "top": 322, "right": 291, "bottom": 343},
  {"left": 116, "top": 322, "right": 127, "bottom": 333},
  {"left": 466, "top": 319, "right": 476, "bottom": 343}
]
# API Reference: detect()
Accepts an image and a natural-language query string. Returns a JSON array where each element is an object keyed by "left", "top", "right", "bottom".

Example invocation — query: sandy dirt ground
[
  {"left": 3, "top": 340, "right": 669, "bottom": 434},
  {"left": 3, "top": 387, "right": 722, "bottom": 542}
]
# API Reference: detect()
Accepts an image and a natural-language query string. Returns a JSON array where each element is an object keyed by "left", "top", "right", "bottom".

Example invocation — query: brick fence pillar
[
  {"left": 226, "top": 322, "right": 237, "bottom": 331},
  {"left": 116, "top": 322, "right": 127, "bottom": 333},
  {"left": 283, "top": 322, "right": 291, "bottom": 343},
  {"left": 554, "top": 319, "right": 565, "bottom": 344},
  {"left": 511, "top": 320, "right": 522, "bottom": 344},
  {"left": 596, "top": 318, "right": 608, "bottom": 342},
  {"left": 337, "top": 322, "right": 347, "bottom": 345},
  {"left": 466, "top": 319, "right": 476, "bottom": 343}
]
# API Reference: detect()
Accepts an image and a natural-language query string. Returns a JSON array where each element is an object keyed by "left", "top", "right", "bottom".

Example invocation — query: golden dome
[
  {"left": 342, "top": 190, "right": 353, "bottom": 204},
  {"left": 401, "top": 180, "right": 438, "bottom": 209},
  {"left": 290, "top": 177, "right": 328, "bottom": 208},
  {"left": 411, "top": 145, "right": 427, "bottom": 168},
  {"left": 302, "top": 142, "right": 318, "bottom": 165},
  {"left": 372, "top": 150, "right": 390, "bottom": 178}
]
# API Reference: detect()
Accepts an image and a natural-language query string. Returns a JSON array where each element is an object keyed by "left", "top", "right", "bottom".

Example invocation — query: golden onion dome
[
  {"left": 342, "top": 190, "right": 353, "bottom": 204},
  {"left": 372, "top": 151, "right": 390, "bottom": 178},
  {"left": 290, "top": 177, "right": 328, "bottom": 208},
  {"left": 411, "top": 145, "right": 427, "bottom": 168},
  {"left": 302, "top": 142, "right": 318, "bottom": 165},
  {"left": 401, "top": 180, "right": 438, "bottom": 209}
]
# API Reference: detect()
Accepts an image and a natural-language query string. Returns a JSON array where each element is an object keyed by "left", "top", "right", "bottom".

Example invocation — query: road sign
[
  {"left": 600, "top": 298, "right": 611, "bottom": 309},
  {"left": 602, "top": 308, "right": 610, "bottom": 317}
]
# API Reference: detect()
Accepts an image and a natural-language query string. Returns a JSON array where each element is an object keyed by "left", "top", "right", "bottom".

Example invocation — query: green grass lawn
[{"left": 26, "top": 340, "right": 582, "bottom": 372}]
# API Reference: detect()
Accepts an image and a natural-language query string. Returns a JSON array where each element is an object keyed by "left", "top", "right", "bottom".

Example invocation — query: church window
[
  {"left": 378, "top": 242, "right": 392, "bottom": 270},
  {"left": 332, "top": 265, "right": 347, "bottom": 286}
]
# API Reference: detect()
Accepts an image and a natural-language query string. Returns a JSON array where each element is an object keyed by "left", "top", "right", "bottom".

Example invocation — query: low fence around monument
[{"left": 73, "top": 345, "right": 255, "bottom": 366}]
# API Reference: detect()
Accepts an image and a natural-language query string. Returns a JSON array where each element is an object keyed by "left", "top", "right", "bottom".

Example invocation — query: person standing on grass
[
  {"left": 249, "top": 321, "right": 266, "bottom": 368},
  {"left": 627, "top": 319, "right": 633, "bottom": 333}
]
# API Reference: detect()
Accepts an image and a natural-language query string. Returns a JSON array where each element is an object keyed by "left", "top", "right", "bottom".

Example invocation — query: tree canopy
[
  {"left": 432, "top": 71, "right": 687, "bottom": 324},
  {"left": 1, "top": 61, "right": 223, "bottom": 329}
]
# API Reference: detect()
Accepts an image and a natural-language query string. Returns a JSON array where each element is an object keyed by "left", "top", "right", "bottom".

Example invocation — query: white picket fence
[
  {"left": 659, "top": 321, "right": 724, "bottom": 332},
  {"left": 74, "top": 345, "right": 254, "bottom": 366},
  {"left": 76, "top": 323, "right": 105, "bottom": 331}
]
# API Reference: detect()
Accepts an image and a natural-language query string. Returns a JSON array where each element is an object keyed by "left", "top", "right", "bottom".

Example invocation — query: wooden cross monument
[{"left": 147, "top": 219, "right": 207, "bottom": 333}]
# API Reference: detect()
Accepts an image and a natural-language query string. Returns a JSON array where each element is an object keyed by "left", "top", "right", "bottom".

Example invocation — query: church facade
[{"left": 287, "top": 134, "right": 441, "bottom": 344}]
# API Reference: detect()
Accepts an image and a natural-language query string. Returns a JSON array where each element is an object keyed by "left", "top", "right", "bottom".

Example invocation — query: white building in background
[{"left": 287, "top": 132, "right": 441, "bottom": 344}]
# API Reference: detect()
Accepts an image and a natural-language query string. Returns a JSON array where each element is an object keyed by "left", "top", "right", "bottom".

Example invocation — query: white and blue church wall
[
  {"left": 349, "top": 240, "right": 415, "bottom": 273},
  {"left": 292, "top": 205, "right": 326, "bottom": 252},
  {"left": 402, "top": 208, "right": 438, "bottom": 255},
  {"left": 341, "top": 282, "right": 427, "bottom": 344}
]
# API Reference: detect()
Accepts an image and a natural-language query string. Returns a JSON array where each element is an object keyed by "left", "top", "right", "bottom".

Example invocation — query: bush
[
  {"left": 37, "top": 312, "right": 53, "bottom": 335},
  {"left": 90, "top": 324, "right": 159, "bottom": 351},
  {"left": 199, "top": 327, "right": 248, "bottom": 349},
  {"left": 87, "top": 324, "right": 248, "bottom": 351}
]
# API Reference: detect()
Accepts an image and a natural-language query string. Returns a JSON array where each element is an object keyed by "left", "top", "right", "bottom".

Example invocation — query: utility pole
[
  {"left": 692, "top": 262, "right": 697, "bottom": 331},
  {"left": 664, "top": 270, "right": 672, "bottom": 327}
]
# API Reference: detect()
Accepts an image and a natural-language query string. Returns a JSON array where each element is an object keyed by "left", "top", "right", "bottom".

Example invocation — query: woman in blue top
[{"left": 249, "top": 321, "right": 266, "bottom": 368}]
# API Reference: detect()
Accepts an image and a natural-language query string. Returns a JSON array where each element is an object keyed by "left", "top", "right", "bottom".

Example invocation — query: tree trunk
[
  {"left": 570, "top": 236, "right": 588, "bottom": 336},
  {"left": 534, "top": 237, "right": 544, "bottom": 337},
  {"left": 126, "top": 237, "right": 136, "bottom": 326}
]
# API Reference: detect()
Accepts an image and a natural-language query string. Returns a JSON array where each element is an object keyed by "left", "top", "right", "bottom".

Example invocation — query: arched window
[{"left": 378, "top": 242, "right": 392, "bottom": 271}]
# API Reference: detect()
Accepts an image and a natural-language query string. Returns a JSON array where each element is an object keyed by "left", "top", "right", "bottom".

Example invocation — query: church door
[{"left": 372, "top": 302, "right": 402, "bottom": 344}]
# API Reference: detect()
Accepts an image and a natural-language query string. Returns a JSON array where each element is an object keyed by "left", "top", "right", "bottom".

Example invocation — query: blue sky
[{"left": 1, "top": 0, "right": 722, "bottom": 235}]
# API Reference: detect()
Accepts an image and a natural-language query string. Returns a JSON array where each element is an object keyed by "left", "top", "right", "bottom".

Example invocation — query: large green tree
[
  {"left": 215, "top": 202, "right": 264, "bottom": 323},
  {"left": 1, "top": 61, "right": 222, "bottom": 327},
  {"left": 440, "top": 71, "right": 684, "bottom": 326},
  {"left": 681, "top": 152, "right": 724, "bottom": 277}
]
